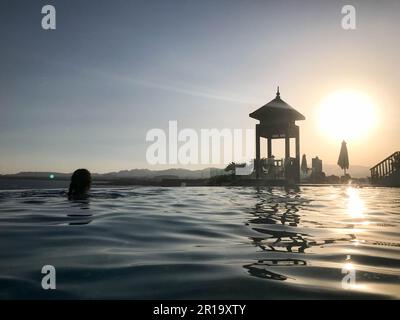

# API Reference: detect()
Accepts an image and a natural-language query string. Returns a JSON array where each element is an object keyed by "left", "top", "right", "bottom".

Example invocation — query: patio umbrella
[{"left": 337, "top": 140, "right": 349, "bottom": 175}]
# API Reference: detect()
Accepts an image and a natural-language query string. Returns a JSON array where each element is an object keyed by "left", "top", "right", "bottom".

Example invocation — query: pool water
[{"left": 0, "top": 185, "right": 399, "bottom": 299}]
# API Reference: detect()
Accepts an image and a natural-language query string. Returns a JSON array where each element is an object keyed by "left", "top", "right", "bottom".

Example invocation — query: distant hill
[
  {"left": 0, "top": 164, "right": 371, "bottom": 180},
  {"left": 96, "top": 168, "right": 227, "bottom": 180},
  {"left": 0, "top": 172, "right": 70, "bottom": 179},
  {"left": 1, "top": 168, "right": 228, "bottom": 180},
  {"left": 323, "top": 164, "right": 370, "bottom": 178}
]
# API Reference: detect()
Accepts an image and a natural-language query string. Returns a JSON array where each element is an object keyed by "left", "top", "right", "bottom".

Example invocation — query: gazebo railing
[{"left": 370, "top": 151, "right": 400, "bottom": 184}]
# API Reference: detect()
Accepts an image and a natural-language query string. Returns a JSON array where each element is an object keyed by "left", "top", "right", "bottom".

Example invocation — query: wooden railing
[{"left": 370, "top": 151, "right": 400, "bottom": 184}]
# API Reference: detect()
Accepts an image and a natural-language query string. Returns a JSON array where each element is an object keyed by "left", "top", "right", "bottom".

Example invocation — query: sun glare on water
[{"left": 317, "top": 89, "right": 377, "bottom": 142}]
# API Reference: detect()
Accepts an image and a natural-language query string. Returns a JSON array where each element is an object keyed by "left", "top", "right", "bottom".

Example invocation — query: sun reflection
[
  {"left": 343, "top": 262, "right": 354, "bottom": 271},
  {"left": 351, "top": 239, "right": 365, "bottom": 246},
  {"left": 346, "top": 187, "right": 365, "bottom": 218}
]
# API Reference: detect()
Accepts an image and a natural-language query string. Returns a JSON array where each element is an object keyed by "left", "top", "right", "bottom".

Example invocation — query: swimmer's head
[{"left": 68, "top": 169, "right": 91, "bottom": 199}]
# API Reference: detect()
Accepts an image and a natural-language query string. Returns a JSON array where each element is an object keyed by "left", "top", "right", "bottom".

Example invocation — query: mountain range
[{"left": 0, "top": 164, "right": 371, "bottom": 180}]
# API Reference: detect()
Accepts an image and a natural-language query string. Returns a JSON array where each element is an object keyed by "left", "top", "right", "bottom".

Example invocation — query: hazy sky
[{"left": 1, "top": 0, "right": 399, "bottom": 173}]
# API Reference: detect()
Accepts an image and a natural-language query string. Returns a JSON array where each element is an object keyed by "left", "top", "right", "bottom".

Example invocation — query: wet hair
[{"left": 68, "top": 169, "right": 91, "bottom": 199}]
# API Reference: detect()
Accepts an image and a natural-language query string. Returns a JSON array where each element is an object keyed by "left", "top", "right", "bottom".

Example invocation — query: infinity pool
[{"left": 0, "top": 185, "right": 399, "bottom": 299}]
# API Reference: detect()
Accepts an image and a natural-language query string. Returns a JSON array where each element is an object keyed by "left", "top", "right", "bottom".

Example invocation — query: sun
[{"left": 317, "top": 89, "right": 378, "bottom": 142}]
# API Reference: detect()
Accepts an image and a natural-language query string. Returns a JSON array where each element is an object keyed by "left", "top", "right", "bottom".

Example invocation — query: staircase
[{"left": 370, "top": 151, "right": 400, "bottom": 186}]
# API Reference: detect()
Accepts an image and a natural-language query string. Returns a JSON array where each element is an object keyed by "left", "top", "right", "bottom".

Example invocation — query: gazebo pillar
[
  {"left": 255, "top": 124, "right": 260, "bottom": 179},
  {"left": 284, "top": 128, "right": 291, "bottom": 181},
  {"left": 267, "top": 138, "right": 272, "bottom": 158},
  {"left": 295, "top": 127, "right": 300, "bottom": 182},
  {"left": 285, "top": 129, "right": 290, "bottom": 159}
]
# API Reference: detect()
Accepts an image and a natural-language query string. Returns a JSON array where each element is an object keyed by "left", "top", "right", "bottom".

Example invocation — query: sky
[{"left": 0, "top": 0, "right": 399, "bottom": 174}]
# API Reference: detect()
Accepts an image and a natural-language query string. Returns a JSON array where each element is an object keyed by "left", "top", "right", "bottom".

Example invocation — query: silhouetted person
[{"left": 68, "top": 169, "right": 91, "bottom": 199}]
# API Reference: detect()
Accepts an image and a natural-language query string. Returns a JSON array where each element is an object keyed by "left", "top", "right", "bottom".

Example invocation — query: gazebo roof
[{"left": 249, "top": 87, "right": 305, "bottom": 123}]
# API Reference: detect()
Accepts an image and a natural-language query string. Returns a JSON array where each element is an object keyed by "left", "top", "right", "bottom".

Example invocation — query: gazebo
[{"left": 249, "top": 87, "right": 305, "bottom": 183}]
